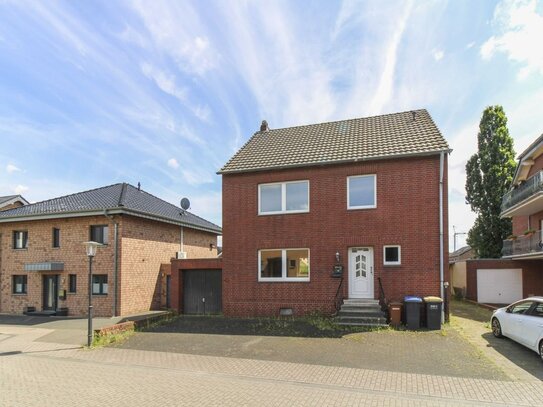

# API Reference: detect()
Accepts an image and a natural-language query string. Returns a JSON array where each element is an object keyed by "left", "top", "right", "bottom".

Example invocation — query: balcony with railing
[
  {"left": 501, "top": 170, "right": 543, "bottom": 217},
  {"left": 502, "top": 230, "right": 543, "bottom": 258}
]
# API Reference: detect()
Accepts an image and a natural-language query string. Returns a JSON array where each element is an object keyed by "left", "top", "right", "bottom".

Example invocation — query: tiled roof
[
  {"left": 0, "top": 195, "right": 18, "bottom": 205},
  {"left": 0, "top": 183, "right": 221, "bottom": 234},
  {"left": 219, "top": 109, "right": 449, "bottom": 174}
]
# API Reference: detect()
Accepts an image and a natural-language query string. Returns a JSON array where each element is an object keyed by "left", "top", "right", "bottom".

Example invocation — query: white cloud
[
  {"left": 167, "top": 158, "right": 179, "bottom": 169},
  {"left": 182, "top": 168, "right": 214, "bottom": 186},
  {"left": 141, "top": 63, "right": 187, "bottom": 102},
  {"left": 432, "top": 49, "right": 444, "bottom": 61},
  {"left": 6, "top": 164, "right": 21, "bottom": 173},
  {"left": 367, "top": 0, "right": 414, "bottom": 115},
  {"left": 481, "top": 0, "right": 543, "bottom": 79},
  {"left": 466, "top": 41, "right": 476, "bottom": 49},
  {"left": 14, "top": 184, "right": 28, "bottom": 195}
]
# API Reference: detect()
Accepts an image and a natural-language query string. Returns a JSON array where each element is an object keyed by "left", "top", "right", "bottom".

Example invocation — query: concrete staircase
[{"left": 335, "top": 299, "right": 388, "bottom": 327}]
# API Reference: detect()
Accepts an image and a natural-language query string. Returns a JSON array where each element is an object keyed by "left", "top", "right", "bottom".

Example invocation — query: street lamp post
[{"left": 84, "top": 241, "right": 101, "bottom": 347}]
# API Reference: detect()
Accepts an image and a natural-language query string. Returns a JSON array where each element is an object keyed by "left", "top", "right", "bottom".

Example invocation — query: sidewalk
[{"left": 2, "top": 323, "right": 543, "bottom": 406}]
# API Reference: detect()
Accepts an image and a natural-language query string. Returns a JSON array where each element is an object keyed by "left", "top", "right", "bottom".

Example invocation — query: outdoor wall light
[{"left": 335, "top": 252, "right": 341, "bottom": 263}]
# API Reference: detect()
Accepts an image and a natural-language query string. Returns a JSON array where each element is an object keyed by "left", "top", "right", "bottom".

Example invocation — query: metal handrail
[
  {"left": 502, "top": 170, "right": 543, "bottom": 213},
  {"left": 378, "top": 277, "right": 389, "bottom": 319},
  {"left": 334, "top": 277, "right": 344, "bottom": 314},
  {"left": 502, "top": 230, "right": 543, "bottom": 257}
]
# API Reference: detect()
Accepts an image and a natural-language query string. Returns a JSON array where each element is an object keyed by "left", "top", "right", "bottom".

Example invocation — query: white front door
[{"left": 348, "top": 247, "right": 374, "bottom": 299}]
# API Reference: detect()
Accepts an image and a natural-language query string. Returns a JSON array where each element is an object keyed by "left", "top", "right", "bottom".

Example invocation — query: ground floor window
[
  {"left": 258, "top": 249, "right": 310, "bottom": 282},
  {"left": 92, "top": 275, "right": 108, "bottom": 295},
  {"left": 12, "top": 275, "right": 27, "bottom": 294},
  {"left": 383, "top": 245, "right": 401, "bottom": 266},
  {"left": 68, "top": 274, "right": 77, "bottom": 293}
]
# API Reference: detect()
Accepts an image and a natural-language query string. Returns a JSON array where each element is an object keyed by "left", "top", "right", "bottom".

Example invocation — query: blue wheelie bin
[{"left": 404, "top": 296, "right": 423, "bottom": 330}]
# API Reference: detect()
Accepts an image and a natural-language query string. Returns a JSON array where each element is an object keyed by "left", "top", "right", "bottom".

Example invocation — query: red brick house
[
  {"left": 0, "top": 183, "right": 221, "bottom": 317},
  {"left": 218, "top": 110, "right": 450, "bottom": 320}
]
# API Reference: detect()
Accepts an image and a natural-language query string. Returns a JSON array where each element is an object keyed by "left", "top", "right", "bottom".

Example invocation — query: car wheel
[
  {"left": 539, "top": 341, "right": 543, "bottom": 362},
  {"left": 492, "top": 318, "right": 503, "bottom": 338}
]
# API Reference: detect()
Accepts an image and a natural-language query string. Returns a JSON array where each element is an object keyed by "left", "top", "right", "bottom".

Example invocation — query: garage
[
  {"left": 183, "top": 269, "right": 222, "bottom": 314},
  {"left": 477, "top": 268, "right": 522, "bottom": 304}
]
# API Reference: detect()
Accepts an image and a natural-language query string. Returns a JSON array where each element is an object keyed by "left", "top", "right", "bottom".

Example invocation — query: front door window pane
[
  {"left": 260, "top": 185, "right": 282, "bottom": 213},
  {"left": 286, "top": 182, "right": 308, "bottom": 211}
]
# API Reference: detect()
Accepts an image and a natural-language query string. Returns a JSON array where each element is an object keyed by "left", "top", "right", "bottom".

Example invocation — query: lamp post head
[{"left": 83, "top": 241, "right": 101, "bottom": 257}]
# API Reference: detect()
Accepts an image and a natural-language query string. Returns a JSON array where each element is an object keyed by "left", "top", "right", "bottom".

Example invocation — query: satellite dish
[{"left": 180, "top": 197, "right": 191, "bottom": 211}]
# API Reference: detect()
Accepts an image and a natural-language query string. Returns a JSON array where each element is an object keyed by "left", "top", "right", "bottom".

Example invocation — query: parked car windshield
[{"left": 509, "top": 301, "right": 534, "bottom": 314}]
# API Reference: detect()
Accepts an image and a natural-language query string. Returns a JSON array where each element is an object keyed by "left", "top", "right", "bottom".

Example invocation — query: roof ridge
[
  {"left": 16, "top": 183, "right": 125, "bottom": 208},
  {"left": 124, "top": 184, "right": 222, "bottom": 230},
  {"left": 259, "top": 108, "right": 429, "bottom": 133}
]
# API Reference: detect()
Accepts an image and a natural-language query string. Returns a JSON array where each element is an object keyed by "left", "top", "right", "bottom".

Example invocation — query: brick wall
[
  {"left": 0, "top": 216, "right": 116, "bottom": 316},
  {"left": 222, "top": 154, "right": 449, "bottom": 317},
  {"left": 119, "top": 216, "right": 218, "bottom": 315},
  {"left": 465, "top": 258, "right": 543, "bottom": 301}
]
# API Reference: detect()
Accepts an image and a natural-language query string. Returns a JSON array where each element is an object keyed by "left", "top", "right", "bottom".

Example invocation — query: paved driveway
[
  {"left": 450, "top": 300, "right": 542, "bottom": 381},
  {"left": 116, "top": 315, "right": 507, "bottom": 380}
]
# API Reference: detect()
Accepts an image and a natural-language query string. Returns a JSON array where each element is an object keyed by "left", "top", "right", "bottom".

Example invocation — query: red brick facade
[
  {"left": 0, "top": 214, "right": 218, "bottom": 316},
  {"left": 222, "top": 154, "right": 449, "bottom": 317}
]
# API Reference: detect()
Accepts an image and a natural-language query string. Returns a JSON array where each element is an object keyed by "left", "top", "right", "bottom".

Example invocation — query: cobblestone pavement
[{"left": 2, "top": 324, "right": 543, "bottom": 406}]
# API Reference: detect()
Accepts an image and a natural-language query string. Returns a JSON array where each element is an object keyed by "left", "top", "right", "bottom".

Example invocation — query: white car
[{"left": 491, "top": 296, "right": 543, "bottom": 360}]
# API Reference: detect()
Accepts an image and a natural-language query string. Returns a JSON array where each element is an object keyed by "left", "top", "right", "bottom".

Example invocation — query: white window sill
[
  {"left": 347, "top": 205, "right": 376, "bottom": 210},
  {"left": 258, "top": 278, "right": 310, "bottom": 282},
  {"left": 258, "top": 210, "right": 309, "bottom": 216}
]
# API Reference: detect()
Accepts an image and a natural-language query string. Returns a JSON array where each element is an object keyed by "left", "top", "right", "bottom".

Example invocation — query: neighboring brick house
[
  {"left": 0, "top": 183, "right": 221, "bottom": 317},
  {"left": 0, "top": 195, "right": 28, "bottom": 211},
  {"left": 218, "top": 110, "right": 450, "bottom": 318}
]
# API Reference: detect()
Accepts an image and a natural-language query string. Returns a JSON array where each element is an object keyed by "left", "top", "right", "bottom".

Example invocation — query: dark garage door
[{"left": 183, "top": 270, "right": 222, "bottom": 314}]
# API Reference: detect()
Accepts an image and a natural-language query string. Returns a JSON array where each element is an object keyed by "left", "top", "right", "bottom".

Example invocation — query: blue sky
[{"left": 0, "top": 0, "right": 542, "bottom": 249}]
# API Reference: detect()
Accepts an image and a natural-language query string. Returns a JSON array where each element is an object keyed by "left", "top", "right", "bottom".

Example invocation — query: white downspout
[{"left": 439, "top": 151, "right": 445, "bottom": 323}]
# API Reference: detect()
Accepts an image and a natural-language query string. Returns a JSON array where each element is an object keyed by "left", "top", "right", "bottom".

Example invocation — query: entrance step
[
  {"left": 25, "top": 310, "right": 56, "bottom": 317},
  {"left": 335, "top": 298, "right": 388, "bottom": 327}
]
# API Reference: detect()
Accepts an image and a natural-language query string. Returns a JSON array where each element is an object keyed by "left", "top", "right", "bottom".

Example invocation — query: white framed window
[
  {"left": 347, "top": 175, "right": 376, "bottom": 209},
  {"left": 258, "top": 249, "right": 310, "bottom": 282},
  {"left": 383, "top": 245, "right": 401, "bottom": 266},
  {"left": 258, "top": 181, "right": 309, "bottom": 215}
]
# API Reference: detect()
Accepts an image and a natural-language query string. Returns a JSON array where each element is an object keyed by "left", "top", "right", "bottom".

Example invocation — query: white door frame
[{"left": 348, "top": 247, "right": 374, "bottom": 299}]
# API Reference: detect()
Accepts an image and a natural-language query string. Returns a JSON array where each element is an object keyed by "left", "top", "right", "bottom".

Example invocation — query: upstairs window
[
  {"left": 90, "top": 225, "right": 109, "bottom": 245},
  {"left": 258, "top": 181, "right": 309, "bottom": 215},
  {"left": 347, "top": 175, "right": 376, "bottom": 209},
  {"left": 13, "top": 231, "right": 28, "bottom": 249},
  {"left": 52, "top": 228, "right": 60, "bottom": 248}
]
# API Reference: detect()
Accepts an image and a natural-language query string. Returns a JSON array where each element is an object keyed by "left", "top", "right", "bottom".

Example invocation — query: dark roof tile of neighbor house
[
  {"left": 219, "top": 109, "right": 450, "bottom": 174},
  {"left": 0, "top": 183, "right": 221, "bottom": 234}
]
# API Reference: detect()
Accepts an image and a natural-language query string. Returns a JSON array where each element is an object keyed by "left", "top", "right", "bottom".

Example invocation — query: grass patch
[{"left": 91, "top": 329, "right": 134, "bottom": 348}]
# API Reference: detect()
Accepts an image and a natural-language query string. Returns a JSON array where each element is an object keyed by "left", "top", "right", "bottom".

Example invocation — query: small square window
[
  {"left": 92, "top": 275, "right": 108, "bottom": 295},
  {"left": 383, "top": 245, "right": 401, "bottom": 266},
  {"left": 90, "top": 225, "right": 109, "bottom": 245},
  {"left": 68, "top": 274, "right": 77, "bottom": 293},
  {"left": 52, "top": 228, "right": 60, "bottom": 248},
  {"left": 13, "top": 231, "right": 28, "bottom": 249},
  {"left": 12, "top": 275, "right": 27, "bottom": 294}
]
